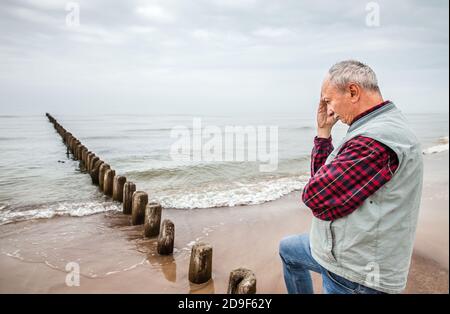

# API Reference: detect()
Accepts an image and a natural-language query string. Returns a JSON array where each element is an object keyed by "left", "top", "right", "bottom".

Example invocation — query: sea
[{"left": 0, "top": 112, "right": 448, "bottom": 225}]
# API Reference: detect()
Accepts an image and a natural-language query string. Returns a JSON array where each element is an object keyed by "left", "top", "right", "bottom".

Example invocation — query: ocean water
[{"left": 0, "top": 112, "right": 448, "bottom": 225}]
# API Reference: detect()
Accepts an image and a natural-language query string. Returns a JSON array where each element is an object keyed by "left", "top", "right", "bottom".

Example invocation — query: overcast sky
[{"left": 0, "top": 0, "right": 448, "bottom": 115}]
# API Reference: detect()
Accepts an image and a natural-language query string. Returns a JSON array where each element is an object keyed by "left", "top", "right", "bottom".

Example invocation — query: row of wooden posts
[{"left": 45, "top": 113, "right": 256, "bottom": 294}]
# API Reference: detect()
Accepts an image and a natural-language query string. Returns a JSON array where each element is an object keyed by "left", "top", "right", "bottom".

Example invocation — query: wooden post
[
  {"left": 81, "top": 147, "right": 88, "bottom": 167},
  {"left": 75, "top": 143, "right": 82, "bottom": 160},
  {"left": 131, "top": 191, "right": 148, "bottom": 225},
  {"left": 74, "top": 140, "right": 80, "bottom": 154},
  {"left": 69, "top": 137, "right": 74, "bottom": 153},
  {"left": 188, "top": 242, "right": 213, "bottom": 284},
  {"left": 81, "top": 148, "right": 86, "bottom": 168},
  {"left": 123, "top": 182, "right": 136, "bottom": 215},
  {"left": 112, "top": 176, "right": 127, "bottom": 202},
  {"left": 98, "top": 163, "right": 110, "bottom": 190},
  {"left": 144, "top": 202, "right": 162, "bottom": 237},
  {"left": 83, "top": 149, "right": 89, "bottom": 164},
  {"left": 89, "top": 156, "right": 99, "bottom": 174},
  {"left": 227, "top": 268, "right": 257, "bottom": 294},
  {"left": 157, "top": 219, "right": 174, "bottom": 255},
  {"left": 71, "top": 138, "right": 77, "bottom": 154},
  {"left": 64, "top": 132, "right": 72, "bottom": 145},
  {"left": 86, "top": 152, "right": 94, "bottom": 172},
  {"left": 77, "top": 144, "right": 83, "bottom": 161},
  {"left": 103, "top": 169, "right": 115, "bottom": 196},
  {"left": 91, "top": 160, "right": 104, "bottom": 185}
]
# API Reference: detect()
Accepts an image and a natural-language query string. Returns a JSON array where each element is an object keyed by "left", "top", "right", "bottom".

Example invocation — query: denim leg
[
  {"left": 321, "top": 267, "right": 359, "bottom": 294},
  {"left": 279, "top": 233, "right": 322, "bottom": 294},
  {"left": 321, "top": 268, "right": 386, "bottom": 294}
]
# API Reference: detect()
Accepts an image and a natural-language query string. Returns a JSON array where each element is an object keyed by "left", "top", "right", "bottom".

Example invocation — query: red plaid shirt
[{"left": 302, "top": 101, "right": 399, "bottom": 221}]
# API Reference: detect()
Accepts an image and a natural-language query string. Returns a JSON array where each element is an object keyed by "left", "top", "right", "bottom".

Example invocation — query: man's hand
[{"left": 317, "top": 99, "right": 338, "bottom": 139}]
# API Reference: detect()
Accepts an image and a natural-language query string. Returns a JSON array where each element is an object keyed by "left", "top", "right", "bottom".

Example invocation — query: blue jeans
[{"left": 279, "top": 233, "right": 385, "bottom": 294}]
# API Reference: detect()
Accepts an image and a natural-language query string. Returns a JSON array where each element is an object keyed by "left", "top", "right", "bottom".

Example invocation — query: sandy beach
[{"left": 0, "top": 151, "right": 448, "bottom": 294}]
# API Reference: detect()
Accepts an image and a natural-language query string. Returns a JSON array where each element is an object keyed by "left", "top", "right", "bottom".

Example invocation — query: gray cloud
[{"left": 0, "top": 0, "right": 448, "bottom": 114}]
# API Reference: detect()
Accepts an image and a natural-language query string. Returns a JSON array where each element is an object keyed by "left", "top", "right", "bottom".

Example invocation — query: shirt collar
[{"left": 350, "top": 100, "right": 391, "bottom": 126}]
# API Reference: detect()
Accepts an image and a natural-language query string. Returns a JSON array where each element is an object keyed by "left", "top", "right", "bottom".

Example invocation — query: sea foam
[
  {"left": 155, "top": 175, "right": 309, "bottom": 209},
  {"left": 0, "top": 201, "right": 121, "bottom": 225},
  {"left": 423, "top": 136, "right": 449, "bottom": 155}
]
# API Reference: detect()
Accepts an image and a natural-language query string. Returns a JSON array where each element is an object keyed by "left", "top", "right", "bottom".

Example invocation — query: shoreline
[{"left": 0, "top": 152, "right": 448, "bottom": 293}]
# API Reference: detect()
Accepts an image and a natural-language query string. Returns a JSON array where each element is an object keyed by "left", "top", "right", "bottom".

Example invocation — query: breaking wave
[{"left": 423, "top": 136, "right": 449, "bottom": 155}]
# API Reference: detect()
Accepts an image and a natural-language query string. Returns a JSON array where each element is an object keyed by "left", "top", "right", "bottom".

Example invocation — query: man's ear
[{"left": 348, "top": 83, "right": 361, "bottom": 103}]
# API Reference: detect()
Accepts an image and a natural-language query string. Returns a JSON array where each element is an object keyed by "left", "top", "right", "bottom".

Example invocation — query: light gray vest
[{"left": 309, "top": 102, "right": 423, "bottom": 294}]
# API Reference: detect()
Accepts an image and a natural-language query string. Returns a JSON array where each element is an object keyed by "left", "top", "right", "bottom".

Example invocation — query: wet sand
[{"left": 0, "top": 152, "right": 448, "bottom": 293}]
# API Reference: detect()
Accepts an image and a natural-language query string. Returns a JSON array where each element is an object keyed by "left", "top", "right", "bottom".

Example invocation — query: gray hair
[{"left": 328, "top": 60, "right": 380, "bottom": 93}]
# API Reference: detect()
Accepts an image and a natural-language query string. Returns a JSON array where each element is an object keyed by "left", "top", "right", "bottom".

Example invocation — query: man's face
[{"left": 320, "top": 78, "right": 353, "bottom": 125}]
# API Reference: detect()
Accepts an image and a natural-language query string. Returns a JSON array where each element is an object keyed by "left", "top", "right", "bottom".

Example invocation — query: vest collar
[{"left": 348, "top": 101, "right": 396, "bottom": 133}]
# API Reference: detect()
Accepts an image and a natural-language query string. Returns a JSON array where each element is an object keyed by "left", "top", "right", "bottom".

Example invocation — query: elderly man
[{"left": 279, "top": 60, "right": 423, "bottom": 294}]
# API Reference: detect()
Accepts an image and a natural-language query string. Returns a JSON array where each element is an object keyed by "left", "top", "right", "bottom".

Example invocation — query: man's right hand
[{"left": 317, "top": 99, "right": 338, "bottom": 139}]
